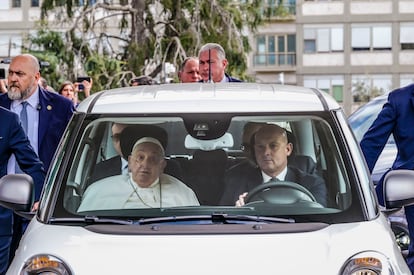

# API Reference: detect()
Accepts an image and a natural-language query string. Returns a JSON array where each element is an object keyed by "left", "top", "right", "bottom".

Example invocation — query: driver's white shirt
[{"left": 261, "top": 166, "right": 288, "bottom": 183}]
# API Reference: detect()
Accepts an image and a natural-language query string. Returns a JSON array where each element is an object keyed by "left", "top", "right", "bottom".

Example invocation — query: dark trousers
[
  {"left": 8, "top": 214, "right": 28, "bottom": 266},
  {"left": 0, "top": 235, "right": 11, "bottom": 275}
]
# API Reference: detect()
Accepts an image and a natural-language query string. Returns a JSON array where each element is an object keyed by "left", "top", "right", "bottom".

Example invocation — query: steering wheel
[{"left": 244, "top": 181, "right": 317, "bottom": 205}]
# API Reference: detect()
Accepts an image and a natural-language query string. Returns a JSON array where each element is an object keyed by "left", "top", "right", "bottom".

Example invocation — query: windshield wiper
[
  {"left": 137, "top": 213, "right": 294, "bottom": 225},
  {"left": 50, "top": 216, "right": 133, "bottom": 225},
  {"left": 211, "top": 213, "right": 295, "bottom": 224}
]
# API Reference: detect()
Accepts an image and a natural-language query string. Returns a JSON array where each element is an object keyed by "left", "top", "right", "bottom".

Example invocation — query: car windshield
[{"left": 50, "top": 113, "right": 364, "bottom": 224}]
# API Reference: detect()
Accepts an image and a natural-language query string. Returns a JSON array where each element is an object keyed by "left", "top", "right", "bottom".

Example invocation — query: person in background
[
  {"left": 74, "top": 77, "right": 92, "bottom": 101},
  {"left": 220, "top": 124, "right": 327, "bottom": 207},
  {"left": 58, "top": 79, "right": 91, "bottom": 107},
  {"left": 198, "top": 43, "right": 241, "bottom": 83},
  {"left": 178, "top": 57, "right": 201, "bottom": 83},
  {"left": 130, "top": 75, "right": 154, "bottom": 86},
  {"left": 0, "top": 54, "right": 75, "bottom": 268},
  {"left": 360, "top": 83, "right": 414, "bottom": 273},
  {"left": 89, "top": 123, "right": 128, "bottom": 182},
  {"left": 78, "top": 136, "right": 199, "bottom": 211},
  {"left": 0, "top": 80, "right": 7, "bottom": 94},
  {"left": 38, "top": 77, "right": 56, "bottom": 93},
  {"left": 0, "top": 106, "right": 46, "bottom": 275},
  {"left": 58, "top": 81, "right": 77, "bottom": 105}
]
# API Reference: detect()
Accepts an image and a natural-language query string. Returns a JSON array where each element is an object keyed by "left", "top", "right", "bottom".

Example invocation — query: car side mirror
[
  {"left": 384, "top": 170, "right": 414, "bottom": 209},
  {"left": 0, "top": 174, "right": 34, "bottom": 218}
]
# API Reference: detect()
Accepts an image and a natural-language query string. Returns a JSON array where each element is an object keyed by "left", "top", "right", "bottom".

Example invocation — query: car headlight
[
  {"left": 20, "top": 254, "right": 72, "bottom": 275},
  {"left": 340, "top": 251, "right": 395, "bottom": 275}
]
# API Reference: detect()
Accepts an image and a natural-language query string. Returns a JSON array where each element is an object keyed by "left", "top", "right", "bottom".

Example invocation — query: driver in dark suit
[{"left": 219, "top": 124, "right": 327, "bottom": 206}]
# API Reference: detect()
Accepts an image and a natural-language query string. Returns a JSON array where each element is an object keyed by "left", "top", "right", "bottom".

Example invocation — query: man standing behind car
[
  {"left": 360, "top": 83, "right": 414, "bottom": 273},
  {"left": 0, "top": 106, "right": 46, "bottom": 275},
  {"left": 178, "top": 57, "right": 201, "bottom": 83},
  {"left": 198, "top": 43, "right": 242, "bottom": 83},
  {"left": 0, "top": 54, "right": 75, "bottom": 267}
]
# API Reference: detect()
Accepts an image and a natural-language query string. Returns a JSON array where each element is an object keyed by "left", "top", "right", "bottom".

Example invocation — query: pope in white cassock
[{"left": 78, "top": 136, "right": 199, "bottom": 211}]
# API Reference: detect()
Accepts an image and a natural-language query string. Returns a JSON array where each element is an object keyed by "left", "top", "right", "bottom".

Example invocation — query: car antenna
[{"left": 208, "top": 48, "right": 213, "bottom": 83}]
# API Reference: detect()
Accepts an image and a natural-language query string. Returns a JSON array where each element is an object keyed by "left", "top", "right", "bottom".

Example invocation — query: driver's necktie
[{"left": 267, "top": 177, "right": 280, "bottom": 183}]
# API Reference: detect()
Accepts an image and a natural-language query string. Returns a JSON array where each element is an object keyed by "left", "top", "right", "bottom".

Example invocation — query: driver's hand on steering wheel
[{"left": 235, "top": 192, "right": 248, "bottom": 207}]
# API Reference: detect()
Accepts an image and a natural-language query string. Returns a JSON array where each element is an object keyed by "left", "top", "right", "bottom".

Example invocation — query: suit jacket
[
  {"left": 361, "top": 83, "right": 414, "bottom": 209},
  {"left": 219, "top": 161, "right": 327, "bottom": 207},
  {"left": 0, "top": 86, "right": 75, "bottom": 170},
  {"left": 90, "top": 155, "right": 123, "bottom": 183},
  {"left": 225, "top": 73, "right": 242, "bottom": 82},
  {"left": 0, "top": 107, "right": 46, "bottom": 234},
  {"left": 361, "top": 83, "right": 414, "bottom": 173}
]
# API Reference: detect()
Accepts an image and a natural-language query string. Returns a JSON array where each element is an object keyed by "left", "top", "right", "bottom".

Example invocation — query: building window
[
  {"left": 304, "top": 26, "right": 343, "bottom": 53},
  {"left": 351, "top": 24, "right": 392, "bottom": 51},
  {"left": 303, "top": 76, "right": 344, "bottom": 102},
  {"left": 254, "top": 34, "right": 296, "bottom": 66},
  {"left": 262, "top": 0, "right": 296, "bottom": 17},
  {"left": 400, "top": 23, "right": 414, "bottom": 50},
  {"left": 12, "top": 0, "right": 21, "bottom": 8},
  {"left": 400, "top": 74, "right": 414, "bottom": 88},
  {"left": 31, "top": 0, "right": 39, "bottom": 7},
  {"left": 352, "top": 74, "right": 392, "bottom": 102}
]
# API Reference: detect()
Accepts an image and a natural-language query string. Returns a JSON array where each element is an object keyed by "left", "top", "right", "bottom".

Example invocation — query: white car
[{"left": 0, "top": 83, "right": 412, "bottom": 274}]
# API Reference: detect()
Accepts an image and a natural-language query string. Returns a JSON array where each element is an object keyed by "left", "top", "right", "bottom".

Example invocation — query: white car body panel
[{"left": 8, "top": 214, "right": 409, "bottom": 274}]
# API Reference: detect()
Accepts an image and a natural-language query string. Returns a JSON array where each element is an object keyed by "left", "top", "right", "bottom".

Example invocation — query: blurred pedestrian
[
  {"left": 0, "top": 53, "right": 75, "bottom": 268},
  {"left": 0, "top": 80, "right": 6, "bottom": 94},
  {"left": 58, "top": 81, "right": 77, "bottom": 105},
  {"left": 38, "top": 77, "right": 56, "bottom": 93},
  {"left": 178, "top": 57, "right": 201, "bottom": 83},
  {"left": 198, "top": 43, "right": 242, "bottom": 83},
  {"left": 74, "top": 77, "right": 92, "bottom": 101},
  {"left": 360, "top": 83, "right": 414, "bottom": 273},
  {"left": 58, "top": 79, "right": 91, "bottom": 107},
  {"left": 130, "top": 75, "right": 153, "bottom": 86}
]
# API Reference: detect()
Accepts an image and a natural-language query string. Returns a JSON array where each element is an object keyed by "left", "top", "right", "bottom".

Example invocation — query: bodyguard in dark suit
[
  {"left": 89, "top": 123, "right": 128, "bottom": 183},
  {"left": 0, "top": 107, "right": 46, "bottom": 274},
  {"left": 220, "top": 124, "right": 327, "bottom": 207},
  {"left": 198, "top": 43, "right": 242, "bottom": 83},
  {"left": 0, "top": 54, "right": 74, "bottom": 269},
  {"left": 360, "top": 83, "right": 414, "bottom": 273},
  {"left": 0, "top": 59, "right": 75, "bottom": 170}
]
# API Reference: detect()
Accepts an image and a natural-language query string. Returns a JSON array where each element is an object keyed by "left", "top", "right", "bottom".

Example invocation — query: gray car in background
[{"left": 349, "top": 94, "right": 408, "bottom": 257}]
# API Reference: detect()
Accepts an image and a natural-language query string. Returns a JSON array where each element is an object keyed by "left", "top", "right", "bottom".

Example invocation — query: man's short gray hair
[{"left": 198, "top": 43, "right": 226, "bottom": 60}]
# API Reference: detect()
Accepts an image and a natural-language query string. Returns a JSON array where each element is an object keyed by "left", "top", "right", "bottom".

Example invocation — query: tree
[{"left": 30, "top": 0, "right": 266, "bottom": 92}]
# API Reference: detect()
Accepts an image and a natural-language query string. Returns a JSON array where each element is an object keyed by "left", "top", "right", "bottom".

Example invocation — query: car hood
[{"left": 8, "top": 215, "right": 409, "bottom": 275}]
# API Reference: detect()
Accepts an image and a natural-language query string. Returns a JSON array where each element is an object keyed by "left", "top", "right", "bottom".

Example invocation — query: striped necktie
[
  {"left": 15, "top": 101, "right": 29, "bottom": 173},
  {"left": 20, "top": 101, "right": 28, "bottom": 133}
]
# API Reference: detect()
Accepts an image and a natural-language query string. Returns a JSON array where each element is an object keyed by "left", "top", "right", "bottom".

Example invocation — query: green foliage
[{"left": 32, "top": 0, "right": 266, "bottom": 92}]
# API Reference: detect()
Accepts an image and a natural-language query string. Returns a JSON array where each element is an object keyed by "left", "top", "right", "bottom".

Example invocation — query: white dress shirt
[{"left": 8, "top": 88, "right": 40, "bottom": 173}]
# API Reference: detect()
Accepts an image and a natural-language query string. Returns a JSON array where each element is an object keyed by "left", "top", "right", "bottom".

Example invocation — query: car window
[{"left": 56, "top": 114, "right": 361, "bottom": 224}]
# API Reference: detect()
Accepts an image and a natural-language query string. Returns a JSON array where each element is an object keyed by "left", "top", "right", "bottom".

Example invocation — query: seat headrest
[
  {"left": 120, "top": 125, "right": 168, "bottom": 159},
  {"left": 185, "top": 132, "right": 234, "bottom": 151}
]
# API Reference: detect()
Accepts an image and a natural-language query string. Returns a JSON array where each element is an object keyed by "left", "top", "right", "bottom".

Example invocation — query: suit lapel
[{"left": 38, "top": 88, "right": 53, "bottom": 145}]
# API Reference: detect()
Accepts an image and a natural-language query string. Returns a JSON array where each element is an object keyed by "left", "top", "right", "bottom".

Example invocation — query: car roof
[{"left": 77, "top": 83, "right": 341, "bottom": 114}]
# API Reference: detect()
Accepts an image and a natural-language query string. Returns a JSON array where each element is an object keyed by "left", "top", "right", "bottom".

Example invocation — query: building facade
[
  {"left": 248, "top": 0, "right": 414, "bottom": 114},
  {"left": 2, "top": 1, "right": 414, "bottom": 114}
]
